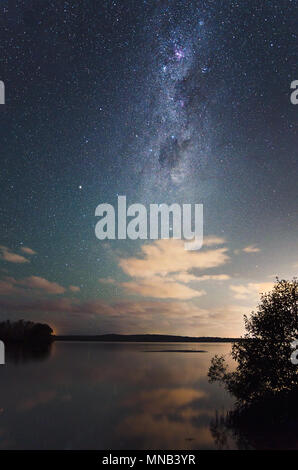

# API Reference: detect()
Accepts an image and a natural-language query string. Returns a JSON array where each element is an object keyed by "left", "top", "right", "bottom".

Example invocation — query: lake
[{"left": 0, "top": 341, "right": 237, "bottom": 449}]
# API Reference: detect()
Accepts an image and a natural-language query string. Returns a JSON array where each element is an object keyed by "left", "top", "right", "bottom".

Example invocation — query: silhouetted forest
[{"left": 0, "top": 320, "right": 53, "bottom": 344}]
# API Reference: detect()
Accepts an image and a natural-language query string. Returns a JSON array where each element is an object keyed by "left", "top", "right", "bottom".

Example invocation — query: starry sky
[{"left": 0, "top": 0, "right": 297, "bottom": 336}]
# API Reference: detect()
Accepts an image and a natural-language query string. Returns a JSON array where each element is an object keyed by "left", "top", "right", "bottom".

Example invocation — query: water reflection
[
  {"left": 4, "top": 343, "right": 52, "bottom": 364},
  {"left": 0, "top": 342, "right": 235, "bottom": 449},
  {"left": 210, "top": 393, "right": 298, "bottom": 450}
]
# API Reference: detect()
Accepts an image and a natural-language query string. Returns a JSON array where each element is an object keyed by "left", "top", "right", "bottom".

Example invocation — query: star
[{"left": 174, "top": 48, "right": 185, "bottom": 60}]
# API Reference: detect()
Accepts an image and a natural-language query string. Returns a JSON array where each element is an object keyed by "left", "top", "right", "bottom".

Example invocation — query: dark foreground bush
[
  {"left": 208, "top": 278, "right": 298, "bottom": 449},
  {"left": 208, "top": 278, "right": 298, "bottom": 403},
  {"left": 210, "top": 389, "right": 298, "bottom": 449}
]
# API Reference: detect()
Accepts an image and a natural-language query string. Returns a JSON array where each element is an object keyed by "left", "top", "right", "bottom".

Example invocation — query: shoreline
[{"left": 53, "top": 334, "right": 239, "bottom": 343}]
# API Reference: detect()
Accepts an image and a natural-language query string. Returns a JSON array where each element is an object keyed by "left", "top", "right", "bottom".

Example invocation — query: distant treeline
[
  {"left": 55, "top": 334, "right": 239, "bottom": 343},
  {"left": 0, "top": 320, "right": 53, "bottom": 344}
]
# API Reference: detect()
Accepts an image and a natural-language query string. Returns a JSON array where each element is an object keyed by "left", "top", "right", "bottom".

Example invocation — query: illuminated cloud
[
  {"left": 0, "top": 296, "right": 246, "bottom": 336},
  {"left": 116, "top": 238, "right": 230, "bottom": 300},
  {"left": 17, "top": 276, "right": 66, "bottom": 295},
  {"left": 229, "top": 282, "right": 274, "bottom": 300},
  {"left": 172, "top": 273, "right": 230, "bottom": 283},
  {"left": 98, "top": 278, "right": 116, "bottom": 285},
  {"left": 242, "top": 245, "right": 261, "bottom": 253},
  {"left": 69, "top": 285, "right": 80, "bottom": 292},
  {"left": 0, "top": 276, "right": 80, "bottom": 298},
  {"left": 20, "top": 246, "right": 37, "bottom": 255},
  {"left": 203, "top": 236, "right": 226, "bottom": 246},
  {"left": 115, "top": 238, "right": 231, "bottom": 300},
  {"left": 120, "top": 278, "right": 206, "bottom": 299},
  {"left": 0, "top": 279, "right": 21, "bottom": 295},
  {"left": 118, "top": 239, "right": 229, "bottom": 279},
  {"left": 0, "top": 246, "right": 29, "bottom": 264}
]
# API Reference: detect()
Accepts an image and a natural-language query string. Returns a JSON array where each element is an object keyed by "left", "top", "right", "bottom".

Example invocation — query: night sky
[{"left": 0, "top": 0, "right": 297, "bottom": 335}]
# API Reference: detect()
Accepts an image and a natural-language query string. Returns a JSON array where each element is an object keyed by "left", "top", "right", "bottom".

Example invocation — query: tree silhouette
[
  {"left": 208, "top": 278, "right": 298, "bottom": 403},
  {"left": 208, "top": 278, "right": 298, "bottom": 449},
  {"left": 0, "top": 319, "right": 53, "bottom": 344}
]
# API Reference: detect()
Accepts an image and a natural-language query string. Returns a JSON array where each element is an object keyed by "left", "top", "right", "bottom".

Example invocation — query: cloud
[
  {"left": 203, "top": 236, "right": 226, "bottom": 247},
  {"left": 0, "top": 275, "right": 80, "bottom": 298},
  {"left": 17, "top": 276, "right": 66, "bottom": 295},
  {"left": 98, "top": 278, "right": 116, "bottom": 285},
  {"left": 0, "top": 297, "right": 201, "bottom": 318},
  {"left": 118, "top": 239, "right": 229, "bottom": 279},
  {"left": 120, "top": 278, "right": 206, "bottom": 299},
  {"left": 69, "top": 285, "right": 80, "bottom": 292},
  {"left": 229, "top": 282, "right": 274, "bottom": 300},
  {"left": 117, "top": 272, "right": 229, "bottom": 299},
  {"left": 242, "top": 245, "right": 260, "bottom": 253},
  {"left": 116, "top": 239, "right": 230, "bottom": 300},
  {"left": 20, "top": 247, "right": 37, "bottom": 255},
  {"left": 99, "top": 270, "right": 229, "bottom": 300},
  {"left": 168, "top": 272, "right": 199, "bottom": 283},
  {"left": 172, "top": 273, "right": 230, "bottom": 283},
  {"left": 0, "top": 246, "right": 29, "bottom": 264},
  {"left": 0, "top": 296, "right": 245, "bottom": 336},
  {"left": 0, "top": 279, "right": 20, "bottom": 295}
]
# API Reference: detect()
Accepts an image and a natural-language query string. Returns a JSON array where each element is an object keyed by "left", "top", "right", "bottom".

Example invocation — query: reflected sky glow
[{"left": 0, "top": 342, "right": 235, "bottom": 450}]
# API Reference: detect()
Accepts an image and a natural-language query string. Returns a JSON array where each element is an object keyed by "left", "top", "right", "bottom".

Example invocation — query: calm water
[{"left": 0, "top": 341, "right": 237, "bottom": 449}]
